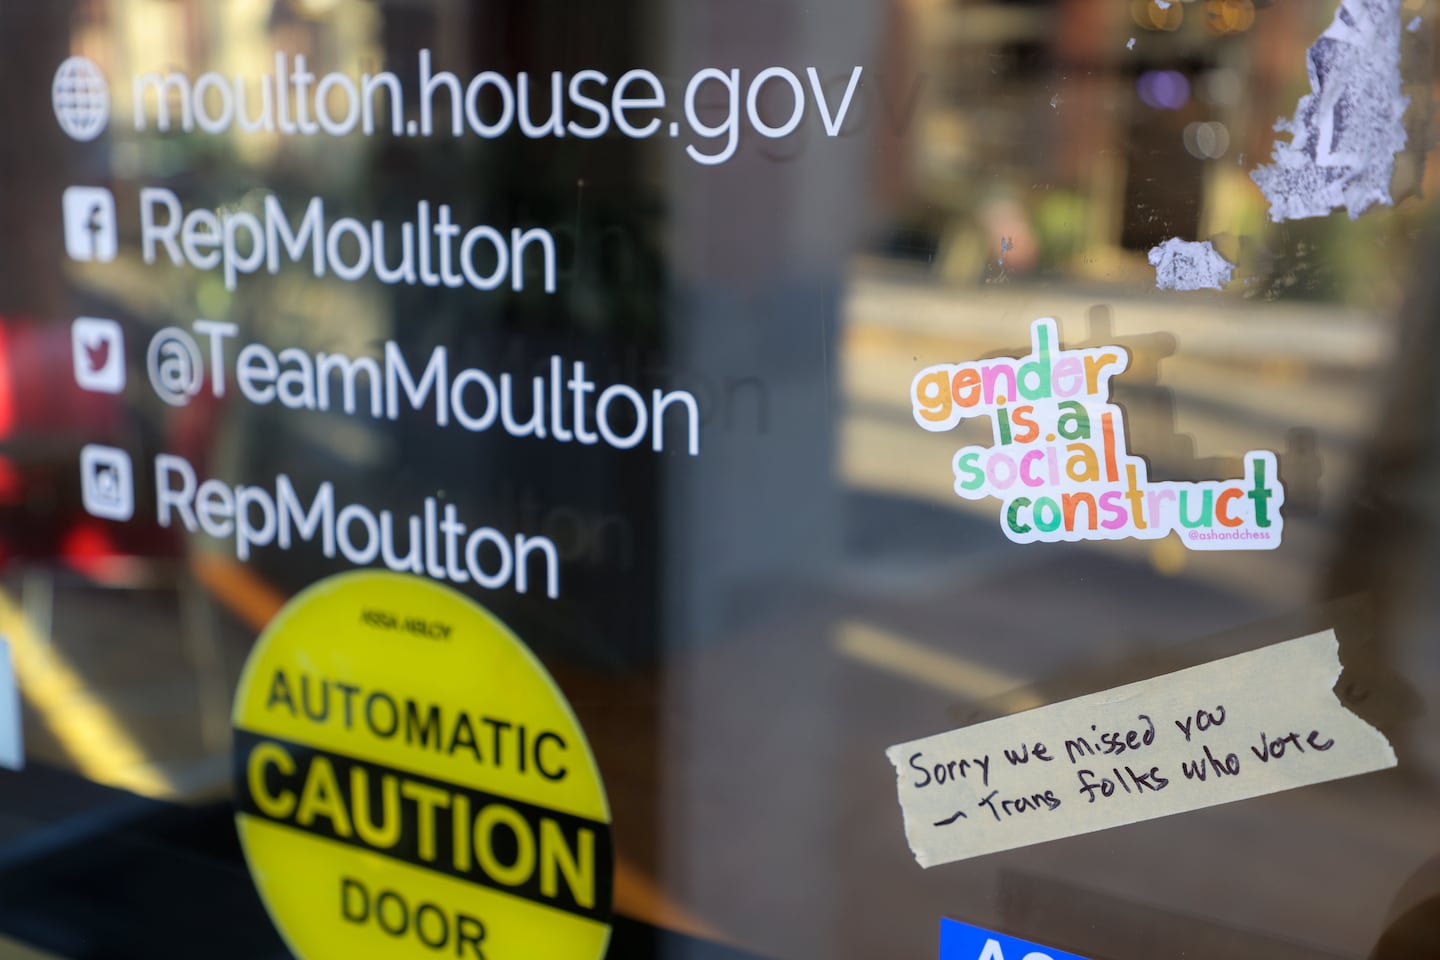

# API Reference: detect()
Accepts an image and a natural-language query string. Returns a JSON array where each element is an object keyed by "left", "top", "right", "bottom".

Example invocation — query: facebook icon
[{"left": 62, "top": 186, "right": 118, "bottom": 262}]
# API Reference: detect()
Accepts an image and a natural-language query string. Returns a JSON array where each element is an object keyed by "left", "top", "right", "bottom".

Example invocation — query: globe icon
[{"left": 52, "top": 56, "right": 110, "bottom": 142}]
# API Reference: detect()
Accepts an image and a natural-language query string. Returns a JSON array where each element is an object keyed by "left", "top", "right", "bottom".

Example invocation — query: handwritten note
[{"left": 886, "top": 631, "right": 1395, "bottom": 867}]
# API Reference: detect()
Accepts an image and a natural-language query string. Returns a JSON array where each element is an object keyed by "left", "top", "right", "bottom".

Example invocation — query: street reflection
[{"left": 1, "top": 0, "right": 1439, "bottom": 959}]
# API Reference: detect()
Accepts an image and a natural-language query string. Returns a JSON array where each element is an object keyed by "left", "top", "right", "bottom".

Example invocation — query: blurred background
[{"left": 1, "top": 0, "right": 1439, "bottom": 957}]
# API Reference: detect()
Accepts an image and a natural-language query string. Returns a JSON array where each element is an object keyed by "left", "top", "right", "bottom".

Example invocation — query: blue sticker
[
  {"left": 0, "top": 637, "right": 20, "bottom": 771},
  {"left": 940, "top": 918, "right": 1091, "bottom": 960}
]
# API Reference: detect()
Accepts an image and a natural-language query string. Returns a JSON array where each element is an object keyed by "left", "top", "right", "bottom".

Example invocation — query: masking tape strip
[{"left": 886, "top": 630, "right": 1395, "bottom": 867}]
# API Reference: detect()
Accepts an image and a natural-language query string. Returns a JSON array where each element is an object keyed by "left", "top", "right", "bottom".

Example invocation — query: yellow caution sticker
[{"left": 232, "top": 571, "right": 612, "bottom": 960}]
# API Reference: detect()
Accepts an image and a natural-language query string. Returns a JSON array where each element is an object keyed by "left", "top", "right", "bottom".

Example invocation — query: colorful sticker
[
  {"left": 940, "top": 918, "right": 1091, "bottom": 960},
  {"left": 910, "top": 317, "right": 1284, "bottom": 550},
  {"left": 232, "top": 572, "right": 612, "bottom": 960}
]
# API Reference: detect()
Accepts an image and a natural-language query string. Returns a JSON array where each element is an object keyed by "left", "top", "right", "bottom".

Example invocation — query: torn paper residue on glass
[
  {"left": 1250, "top": 0, "right": 1408, "bottom": 222},
  {"left": 1148, "top": 238, "right": 1234, "bottom": 291}
]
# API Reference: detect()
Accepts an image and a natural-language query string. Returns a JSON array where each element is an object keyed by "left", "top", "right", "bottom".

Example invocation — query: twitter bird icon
[{"left": 72, "top": 317, "right": 125, "bottom": 394}]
